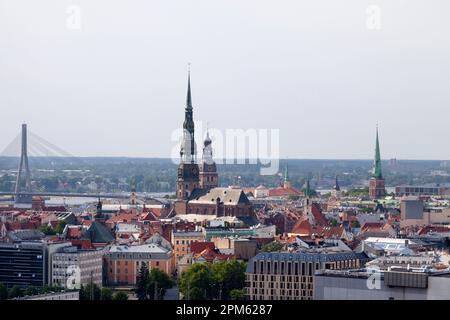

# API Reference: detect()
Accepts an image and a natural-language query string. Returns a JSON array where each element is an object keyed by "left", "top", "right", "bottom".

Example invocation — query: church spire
[
  {"left": 186, "top": 68, "right": 192, "bottom": 110},
  {"left": 181, "top": 66, "right": 196, "bottom": 163},
  {"left": 305, "top": 178, "right": 311, "bottom": 198},
  {"left": 373, "top": 126, "right": 383, "bottom": 179},
  {"left": 334, "top": 175, "right": 340, "bottom": 191},
  {"left": 284, "top": 163, "right": 289, "bottom": 182},
  {"left": 283, "top": 162, "right": 290, "bottom": 189}
]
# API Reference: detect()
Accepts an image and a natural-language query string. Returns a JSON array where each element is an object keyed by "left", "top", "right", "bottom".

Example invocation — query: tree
[
  {"left": 79, "top": 283, "right": 101, "bottom": 300},
  {"left": 178, "top": 263, "right": 212, "bottom": 300},
  {"left": 179, "top": 261, "right": 247, "bottom": 300},
  {"left": 101, "top": 287, "right": 113, "bottom": 300},
  {"left": 113, "top": 291, "right": 128, "bottom": 300},
  {"left": 24, "top": 286, "right": 38, "bottom": 297},
  {"left": 136, "top": 263, "right": 150, "bottom": 300},
  {"left": 54, "top": 221, "right": 67, "bottom": 234},
  {"left": 39, "top": 224, "right": 56, "bottom": 236},
  {"left": 260, "top": 241, "right": 284, "bottom": 252},
  {"left": 0, "top": 282, "right": 8, "bottom": 300},
  {"left": 229, "top": 288, "right": 246, "bottom": 300},
  {"left": 147, "top": 268, "right": 174, "bottom": 300},
  {"left": 8, "top": 286, "right": 24, "bottom": 299},
  {"left": 42, "top": 284, "right": 63, "bottom": 294},
  {"left": 216, "top": 260, "right": 246, "bottom": 300}
]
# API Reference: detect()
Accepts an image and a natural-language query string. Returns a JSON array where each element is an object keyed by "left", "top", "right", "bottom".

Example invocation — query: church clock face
[{"left": 192, "top": 167, "right": 198, "bottom": 175}]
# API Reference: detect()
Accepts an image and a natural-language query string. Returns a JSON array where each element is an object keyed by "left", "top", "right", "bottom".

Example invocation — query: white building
[
  {"left": 51, "top": 246, "right": 104, "bottom": 289},
  {"left": 254, "top": 185, "right": 269, "bottom": 198},
  {"left": 315, "top": 268, "right": 450, "bottom": 300}
]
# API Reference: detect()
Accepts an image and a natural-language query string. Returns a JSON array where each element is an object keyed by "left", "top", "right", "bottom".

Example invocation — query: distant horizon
[{"left": 1, "top": 156, "right": 450, "bottom": 162}]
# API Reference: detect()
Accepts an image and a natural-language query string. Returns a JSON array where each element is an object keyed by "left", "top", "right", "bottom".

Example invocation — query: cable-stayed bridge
[{"left": 0, "top": 124, "right": 164, "bottom": 206}]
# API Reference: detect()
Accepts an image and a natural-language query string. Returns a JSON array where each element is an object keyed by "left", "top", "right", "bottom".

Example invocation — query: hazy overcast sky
[{"left": 1, "top": 0, "right": 449, "bottom": 159}]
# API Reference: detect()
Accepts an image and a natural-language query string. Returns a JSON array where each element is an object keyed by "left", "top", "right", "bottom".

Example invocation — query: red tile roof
[
  {"left": 418, "top": 225, "right": 450, "bottom": 236},
  {"left": 194, "top": 247, "right": 235, "bottom": 262},
  {"left": 269, "top": 187, "right": 303, "bottom": 197},
  {"left": 106, "top": 213, "right": 139, "bottom": 225},
  {"left": 291, "top": 219, "right": 312, "bottom": 236},
  {"left": 190, "top": 241, "right": 215, "bottom": 254},
  {"left": 66, "top": 226, "right": 82, "bottom": 239},
  {"left": 311, "top": 203, "right": 328, "bottom": 226}
]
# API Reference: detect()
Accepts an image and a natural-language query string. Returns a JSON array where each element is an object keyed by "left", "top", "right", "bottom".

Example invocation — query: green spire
[
  {"left": 305, "top": 178, "right": 311, "bottom": 198},
  {"left": 373, "top": 126, "right": 383, "bottom": 179},
  {"left": 284, "top": 162, "right": 289, "bottom": 183}
]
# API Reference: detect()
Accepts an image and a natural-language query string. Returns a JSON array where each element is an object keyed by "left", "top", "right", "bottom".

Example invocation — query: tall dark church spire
[
  {"left": 177, "top": 67, "right": 200, "bottom": 201},
  {"left": 186, "top": 70, "right": 192, "bottom": 110},
  {"left": 181, "top": 67, "right": 196, "bottom": 163}
]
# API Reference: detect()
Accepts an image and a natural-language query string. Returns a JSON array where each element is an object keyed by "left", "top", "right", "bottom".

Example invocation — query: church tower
[
  {"left": 332, "top": 175, "right": 341, "bottom": 199},
  {"left": 199, "top": 129, "right": 218, "bottom": 189},
  {"left": 176, "top": 70, "right": 200, "bottom": 200},
  {"left": 369, "top": 126, "right": 386, "bottom": 200},
  {"left": 283, "top": 163, "right": 291, "bottom": 189}
]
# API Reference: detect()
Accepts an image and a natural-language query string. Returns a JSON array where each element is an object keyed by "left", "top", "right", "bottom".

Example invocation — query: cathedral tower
[
  {"left": 199, "top": 129, "right": 218, "bottom": 189},
  {"left": 176, "top": 70, "right": 200, "bottom": 200}
]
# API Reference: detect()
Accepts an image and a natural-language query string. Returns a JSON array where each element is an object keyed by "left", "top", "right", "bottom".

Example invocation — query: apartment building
[
  {"left": 172, "top": 231, "right": 205, "bottom": 262},
  {"left": 105, "top": 242, "right": 173, "bottom": 286}
]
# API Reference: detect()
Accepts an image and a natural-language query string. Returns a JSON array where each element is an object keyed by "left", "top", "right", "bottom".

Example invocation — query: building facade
[
  {"left": 245, "top": 250, "right": 362, "bottom": 300},
  {"left": 0, "top": 242, "right": 47, "bottom": 288},
  {"left": 105, "top": 243, "right": 173, "bottom": 286},
  {"left": 0, "top": 241, "right": 71, "bottom": 289},
  {"left": 314, "top": 269, "right": 450, "bottom": 300},
  {"left": 51, "top": 246, "right": 103, "bottom": 289},
  {"left": 172, "top": 231, "right": 205, "bottom": 264},
  {"left": 395, "top": 184, "right": 450, "bottom": 197}
]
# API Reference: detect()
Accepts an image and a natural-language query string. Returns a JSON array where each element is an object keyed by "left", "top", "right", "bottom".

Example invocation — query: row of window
[
  {"left": 250, "top": 295, "right": 312, "bottom": 301},
  {"left": 248, "top": 275, "right": 314, "bottom": 283},
  {"left": 253, "top": 259, "right": 358, "bottom": 275}
]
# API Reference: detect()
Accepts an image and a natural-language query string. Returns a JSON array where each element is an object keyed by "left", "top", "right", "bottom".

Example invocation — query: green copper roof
[
  {"left": 305, "top": 178, "right": 311, "bottom": 197},
  {"left": 284, "top": 163, "right": 289, "bottom": 182},
  {"left": 373, "top": 127, "right": 383, "bottom": 179}
]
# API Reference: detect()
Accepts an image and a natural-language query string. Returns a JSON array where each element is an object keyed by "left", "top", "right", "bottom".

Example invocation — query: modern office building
[
  {"left": 0, "top": 242, "right": 47, "bottom": 288},
  {"left": 245, "top": 249, "right": 364, "bottom": 300}
]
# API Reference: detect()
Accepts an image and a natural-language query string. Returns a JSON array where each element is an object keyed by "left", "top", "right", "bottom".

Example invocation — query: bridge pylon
[{"left": 14, "top": 123, "right": 33, "bottom": 206}]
